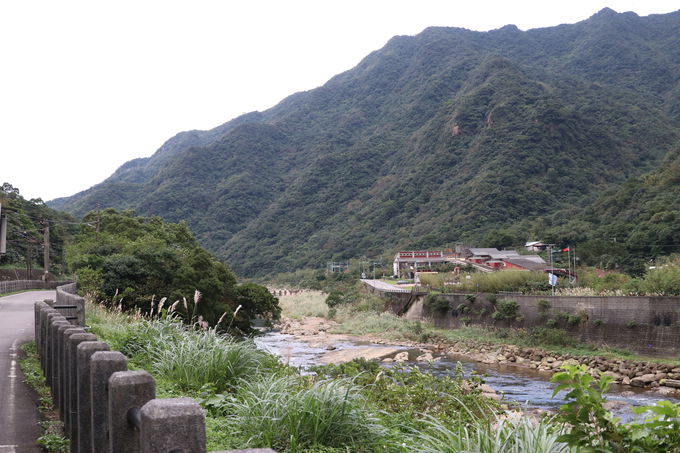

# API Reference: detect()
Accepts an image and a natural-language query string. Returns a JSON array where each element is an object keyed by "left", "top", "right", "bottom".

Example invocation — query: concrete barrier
[
  {"left": 34, "top": 288, "right": 278, "bottom": 453},
  {"left": 381, "top": 290, "right": 680, "bottom": 356}
]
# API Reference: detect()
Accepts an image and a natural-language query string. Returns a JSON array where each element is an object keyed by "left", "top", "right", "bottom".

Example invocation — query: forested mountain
[
  {"left": 1, "top": 183, "right": 77, "bottom": 275},
  {"left": 50, "top": 8, "right": 680, "bottom": 276}
]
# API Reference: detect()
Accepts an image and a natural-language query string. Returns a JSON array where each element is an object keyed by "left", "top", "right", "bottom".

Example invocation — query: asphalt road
[{"left": 0, "top": 290, "right": 55, "bottom": 453}]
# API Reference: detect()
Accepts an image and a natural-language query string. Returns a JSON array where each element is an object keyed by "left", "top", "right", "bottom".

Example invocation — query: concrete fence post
[
  {"left": 55, "top": 324, "right": 74, "bottom": 410},
  {"left": 67, "top": 332, "right": 97, "bottom": 452},
  {"left": 76, "top": 341, "right": 110, "bottom": 453},
  {"left": 39, "top": 306, "right": 58, "bottom": 370},
  {"left": 34, "top": 301, "right": 49, "bottom": 350},
  {"left": 139, "top": 398, "right": 206, "bottom": 453},
  {"left": 60, "top": 328, "right": 86, "bottom": 422},
  {"left": 109, "top": 370, "right": 156, "bottom": 453},
  {"left": 90, "top": 351, "right": 127, "bottom": 453},
  {"left": 37, "top": 307, "right": 54, "bottom": 370},
  {"left": 45, "top": 312, "right": 65, "bottom": 386},
  {"left": 50, "top": 320, "right": 71, "bottom": 397}
]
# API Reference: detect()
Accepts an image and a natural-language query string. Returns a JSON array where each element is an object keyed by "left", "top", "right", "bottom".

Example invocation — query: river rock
[
  {"left": 480, "top": 384, "right": 500, "bottom": 401},
  {"left": 662, "top": 379, "right": 680, "bottom": 389},
  {"left": 394, "top": 352, "right": 409, "bottom": 363},
  {"left": 603, "top": 400, "right": 629, "bottom": 411},
  {"left": 382, "top": 357, "right": 394, "bottom": 363},
  {"left": 631, "top": 374, "right": 656, "bottom": 387},
  {"left": 416, "top": 352, "right": 434, "bottom": 362},
  {"left": 657, "top": 386, "right": 677, "bottom": 396}
]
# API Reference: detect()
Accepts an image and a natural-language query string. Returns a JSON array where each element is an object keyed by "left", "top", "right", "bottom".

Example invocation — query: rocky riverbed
[{"left": 275, "top": 316, "right": 680, "bottom": 396}]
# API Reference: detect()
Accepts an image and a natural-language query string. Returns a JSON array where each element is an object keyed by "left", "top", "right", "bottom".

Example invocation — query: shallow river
[{"left": 255, "top": 331, "right": 680, "bottom": 420}]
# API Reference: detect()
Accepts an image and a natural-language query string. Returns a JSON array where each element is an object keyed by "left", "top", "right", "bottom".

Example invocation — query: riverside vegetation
[{"left": 82, "top": 295, "right": 680, "bottom": 452}]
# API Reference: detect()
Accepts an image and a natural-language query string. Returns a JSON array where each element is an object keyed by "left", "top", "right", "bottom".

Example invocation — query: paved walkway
[{"left": 0, "top": 290, "right": 54, "bottom": 453}]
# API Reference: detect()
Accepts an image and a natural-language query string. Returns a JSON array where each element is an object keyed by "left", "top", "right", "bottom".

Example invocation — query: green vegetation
[
  {"left": 87, "top": 301, "right": 505, "bottom": 452},
  {"left": 277, "top": 291, "right": 328, "bottom": 318},
  {"left": 0, "top": 182, "right": 76, "bottom": 275},
  {"left": 85, "top": 292, "right": 680, "bottom": 452},
  {"left": 424, "top": 293, "right": 450, "bottom": 312},
  {"left": 66, "top": 209, "right": 280, "bottom": 332},
  {"left": 552, "top": 365, "right": 680, "bottom": 452},
  {"left": 491, "top": 300, "right": 521, "bottom": 321},
  {"left": 50, "top": 10, "right": 680, "bottom": 278},
  {"left": 19, "top": 342, "right": 70, "bottom": 453}
]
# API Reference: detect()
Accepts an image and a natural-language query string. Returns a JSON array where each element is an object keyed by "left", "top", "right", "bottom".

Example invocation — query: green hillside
[
  {"left": 50, "top": 8, "right": 680, "bottom": 277},
  {"left": 1, "top": 183, "right": 76, "bottom": 274}
]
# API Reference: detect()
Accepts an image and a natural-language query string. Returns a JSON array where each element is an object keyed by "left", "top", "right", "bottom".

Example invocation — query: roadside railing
[
  {"left": 0, "top": 279, "right": 69, "bottom": 295},
  {"left": 34, "top": 284, "right": 277, "bottom": 453}
]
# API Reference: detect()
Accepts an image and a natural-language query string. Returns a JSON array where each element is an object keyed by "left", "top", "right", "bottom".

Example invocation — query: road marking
[
  {"left": 0, "top": 445, "right": 17, "bottom": 452},
  {"left": 7, "top": 340, "right": 18, "bottom": 423}
]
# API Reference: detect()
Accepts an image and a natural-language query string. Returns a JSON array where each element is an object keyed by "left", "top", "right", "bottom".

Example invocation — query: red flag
[{"left": 562, "top": 247, "right": 570, "bottom": 252}]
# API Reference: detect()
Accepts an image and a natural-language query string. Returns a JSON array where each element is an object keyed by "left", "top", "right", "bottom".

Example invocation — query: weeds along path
[{"left": 0, "top": 290, "right": 54, "bottom": 452}]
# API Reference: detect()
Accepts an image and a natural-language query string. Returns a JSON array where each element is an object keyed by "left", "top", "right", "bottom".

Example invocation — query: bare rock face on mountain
[{"left": 50, "top": 9, "right": 680, "bottom": 276}]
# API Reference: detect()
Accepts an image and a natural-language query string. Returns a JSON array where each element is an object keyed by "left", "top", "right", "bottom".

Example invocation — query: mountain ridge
[{"left": 50, "top": 8, "right": 680, "bottom": 276}]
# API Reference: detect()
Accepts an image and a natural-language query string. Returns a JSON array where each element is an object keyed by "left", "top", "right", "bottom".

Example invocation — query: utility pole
[
  {"left": 0, "top": 202, "right": 6, "bottom": 255},
  {"left": 26, "top": 234, "right": 33, "bottom": 279},
  {"left": 549, "top": 244, "right": 555, "bottom": 296},
  {"left": 42, "top": 218, "right": 50, "bottom": 278}
]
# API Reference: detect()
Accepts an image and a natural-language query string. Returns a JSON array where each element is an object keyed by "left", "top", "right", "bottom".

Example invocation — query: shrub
[
  {"left": 460, "top": 316, "right": 471, "bottom": 326},
  {"left": 486, "top": 294, "right": 498, "bottom": 305},
  {"left": 456, "top": 303, "right": 470, "bottom": 314},
  {"left": 552, "top": 364, "right": 680, "bottom": 451},
  {"left": 567, "top": 314, "right": 581, "bottom": 325},
  {"left": 528, "top": 327, "right": 575, "bottom": 347},
  {"left": 546, "top": 318, "right": 558, "bottom": 327},
  {"left": 465, "top": 294, "right": 477, "bottom": 304},
  {"left": 537, "top": 299, "right": 551, "bottom": 310},
  {"left": 593, "top": 319, "right": 603, "bottom": 327},
  {"left": 491, "top": 300, "right": 520, "bottom": 321},
  {"left": 425, "top": 294, "right": 450, "bottom": 312},
  {"left": 627, "top": 320, "right": 638, "bottom": 329},
  {"left": 325, "top": 291, "right": 344, "bottom": 308},
  {"left": 556, "top": 312, "right": 570, "bottom": 322}
]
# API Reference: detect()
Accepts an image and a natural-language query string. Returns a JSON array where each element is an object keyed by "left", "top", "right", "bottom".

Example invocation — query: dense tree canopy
[
  {"left": 0, "top": 182, "right": 76, "bottom": 275},
  {"left": 66, "top": 209, "right": 280, "bottom": 332}
]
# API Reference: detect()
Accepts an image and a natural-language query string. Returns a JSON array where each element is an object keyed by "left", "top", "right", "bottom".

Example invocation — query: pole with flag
[
  {"left": 565, "top": 246, "right": 571, "bottom": 285},
  {"left": 549, "top": 244, "right": 555, "bottom": 296}
]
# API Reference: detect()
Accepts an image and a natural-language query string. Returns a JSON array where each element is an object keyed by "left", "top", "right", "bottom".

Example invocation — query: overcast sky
[{"left": 1, "top": 1, "right": 678, "bottom": 201}]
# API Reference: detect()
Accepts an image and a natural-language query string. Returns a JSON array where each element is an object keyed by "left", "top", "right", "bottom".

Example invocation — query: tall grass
[
  {"left": 415, "top": 415, "right": 573, "bottom": 453},
  {"left": 278, "top": 290, "right": 328, "bottom": 318},
  {"left": 221, "top": 374, "right": 386, "bottom": 452},
  {"left": 150, "top": 329, "right": 280, "bottom": 391},
  {"left": 87, "top": 302, "right": 281, "bottom": 392},
  {"left": 462, "top": 271, "right": 548, "bottom": 293},
  {"left": 333, "top": 312, "right": 420, "bottom": 337},
  {"left": 420, "top": 270, "right": 549, "bottom": 294}
]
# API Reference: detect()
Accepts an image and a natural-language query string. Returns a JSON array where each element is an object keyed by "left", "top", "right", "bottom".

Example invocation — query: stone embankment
[{"left": 438, "top": 341, "right": 680, "bottom": 394}]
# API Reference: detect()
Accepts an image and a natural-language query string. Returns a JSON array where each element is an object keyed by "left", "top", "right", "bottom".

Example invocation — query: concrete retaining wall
[
  {"left": 383, "top": 292, "right": 680, "bottom": 356},
  {"left": 34, "top": 284, "right": 278, "bottom": 453}
]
